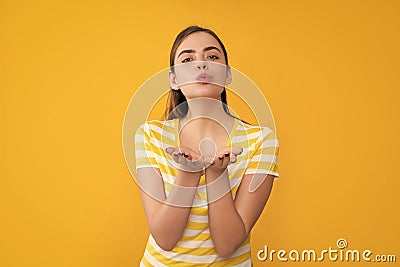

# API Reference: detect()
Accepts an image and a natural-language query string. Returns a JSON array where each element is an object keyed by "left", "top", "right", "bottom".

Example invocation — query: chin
[{"left": 181, "top": 83, "right": 224, "bottom": 99}]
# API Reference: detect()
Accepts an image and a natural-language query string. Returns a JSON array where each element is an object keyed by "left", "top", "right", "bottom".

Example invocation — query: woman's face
[{"left": 170, "top": 31, "right": 231, "bottom": 100}]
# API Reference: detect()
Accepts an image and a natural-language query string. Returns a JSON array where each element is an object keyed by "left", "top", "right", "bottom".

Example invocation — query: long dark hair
[{"left": 165, "top": 26, "right": 231, "bottom": 120}]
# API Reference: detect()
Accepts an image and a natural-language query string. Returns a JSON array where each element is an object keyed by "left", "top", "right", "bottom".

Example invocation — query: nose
[{"left": 196, "top": 61, "right": 208, "bottom": 70}]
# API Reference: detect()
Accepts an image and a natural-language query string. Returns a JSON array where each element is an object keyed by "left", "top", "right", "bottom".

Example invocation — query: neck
[{"left": 184, "top": 97, "right": 230, "bottom": 121}]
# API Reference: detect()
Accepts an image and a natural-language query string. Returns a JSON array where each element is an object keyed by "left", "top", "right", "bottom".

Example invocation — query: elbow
[
  {"left": 150, "top": 233, "right": 178, "bottom": 251},
  {"left": 148, "top": 225, "right": 178, "bottom": 251},
  {"left": 212, "top": 230, "right": 247, "bottom": 257},
  {"left": 215, "top": 244, "right": 238, "bottom": 258},
  {"left": 153, "top": 238, "right": 177, "bottom": 251},
  {"left": 157, "top": 242, "right": 176, "bottom": 252}
]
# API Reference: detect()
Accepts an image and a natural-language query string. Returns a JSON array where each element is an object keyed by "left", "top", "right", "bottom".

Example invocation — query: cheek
[
  {"left": 208, "top": 64, "right": 229, "bottom": 86},
  {"left": 174, "top": 63, "right": 197, "bottom": 86}
]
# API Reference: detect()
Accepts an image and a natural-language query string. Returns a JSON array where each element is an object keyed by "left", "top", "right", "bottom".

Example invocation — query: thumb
[
  {"left": 231, "top": 146, "right": 243, "bottom": 156},
  {"left": 165, "top": 146, "right": 179, "bottom": 155}
]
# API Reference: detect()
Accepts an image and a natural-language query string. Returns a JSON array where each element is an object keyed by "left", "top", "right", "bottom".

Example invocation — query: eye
[
  {"left": 181, "top": 57, "right": 192, "bottom": 63},
  {"left": 208, "top": 55, "right": 219, "bottom": 60}
]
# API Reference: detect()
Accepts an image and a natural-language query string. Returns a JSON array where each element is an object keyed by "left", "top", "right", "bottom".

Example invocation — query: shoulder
[
  {"left": 135, "top": 119, "right": 178, "bottom": 147},
  {"left": 136, "top": 119, "right": 177, "bottom": 135},
  {"left": 235, "top": 120, "right": 277, "bottom": 140},
  {"left": 233, "top": 120, "right": 279, "bottom": 151}
]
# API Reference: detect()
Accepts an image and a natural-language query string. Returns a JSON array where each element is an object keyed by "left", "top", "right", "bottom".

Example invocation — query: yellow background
[{"left": 1, "top": 0, "right": 399, "bottom": 266}]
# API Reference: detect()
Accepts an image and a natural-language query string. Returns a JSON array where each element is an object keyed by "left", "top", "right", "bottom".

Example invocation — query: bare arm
[
  {"left": 205, "top": 150, "right": 275, "bottom": 257},
  {"left": 138, "top": 167, "right": 201, "bottom": 251},
  {"left": 137, "top": 146, "right": 208, "bottom": 251}
]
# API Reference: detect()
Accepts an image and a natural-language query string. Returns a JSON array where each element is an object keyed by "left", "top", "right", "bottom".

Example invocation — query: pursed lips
[{"left": 196, "top": 73, "right": 212, "bottom": 83}]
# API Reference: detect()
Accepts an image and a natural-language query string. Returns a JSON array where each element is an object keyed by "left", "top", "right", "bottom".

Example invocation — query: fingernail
[
  {"left": 224, "top": 153, "right": 229, "bottom": 157},
  {"left": 218, "top": 156, "right": 223, "bottom": 160},
  {"left": 184, "top": 154, "right": 189, "bottom": 158}
]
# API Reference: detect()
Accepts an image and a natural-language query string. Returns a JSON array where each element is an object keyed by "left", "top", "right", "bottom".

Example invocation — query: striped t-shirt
[{"left": 135, "top": 118, "right": 280, "bottom": 266}]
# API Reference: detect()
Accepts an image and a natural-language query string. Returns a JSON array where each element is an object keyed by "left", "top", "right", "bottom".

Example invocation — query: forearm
[
  {"left": 149, "top": 170, "right": 200, "bottom": 250},
  {"left": 206, "top": 170, "right": 247, "bottom": 257}
]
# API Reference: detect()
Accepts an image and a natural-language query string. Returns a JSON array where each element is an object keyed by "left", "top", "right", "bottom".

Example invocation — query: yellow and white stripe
[{"left": 135, "top": 118, "right": 280, "bottom": 266}]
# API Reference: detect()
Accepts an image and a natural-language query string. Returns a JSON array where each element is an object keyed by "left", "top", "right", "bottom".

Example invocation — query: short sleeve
[
  {"left": 244, "top": 129, "right": 280, "bottom": 178},
  {"left": 135, "top": 123, "right": 158, "bottom": 170}
]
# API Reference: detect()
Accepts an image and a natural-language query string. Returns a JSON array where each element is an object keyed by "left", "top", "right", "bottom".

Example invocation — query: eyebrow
[{"left": 177, "top": 46, "right": 222, "bottom": 58}]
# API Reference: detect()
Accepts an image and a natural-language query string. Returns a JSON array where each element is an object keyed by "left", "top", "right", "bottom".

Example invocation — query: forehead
[{"left": 176, "top": 31, "right": 223, "bottom": 54}]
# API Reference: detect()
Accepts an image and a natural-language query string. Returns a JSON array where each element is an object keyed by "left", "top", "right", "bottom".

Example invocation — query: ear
[
  {"left": 225, "top": 65, "right": 232, "bottom": 85},
  {"left": 169, "top": 71, "right": 179, "bottom": 90}
]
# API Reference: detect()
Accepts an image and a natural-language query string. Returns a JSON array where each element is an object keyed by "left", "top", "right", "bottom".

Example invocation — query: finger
[
  {"left": 172, "top": 152, "right": 180, "bottom": 163},
  {"left": 231, "top": 146, "right": 243, "bottom": 156},
  {"left": 168, "top": 147, "right": 197, "bottom": 162},
  {"left": 180, "top": 155, "right": 199, "bottom": 168},
  {"left": 182, "top": 152, "right": 191, "bottom": 160},
  {"left": 229, "top": 153, "right": 237, "bottom": 163},
  {"left": 214, "top": 154, "right": 224, "bottom": 168},
  {"left": 189, "top": 160, "right": 200, "bottom": 170},
  {"left": 176, "top": 153, "right": 183, "bottom": 164},
  {"left": 191, "top": 159, "right": 204, "bottom": 172},
  {"left": 222, "top": 152, "right": 230, "bottom": 167},
  {"left": 177, "top": 154, "right": 195, "bottom": 171},
  {"left": 166, "top": 146, "right": 179, "bottom": 155},
  {"left": 181, "top": 149, "right": 200, "bottom": 161},
  {"left": 217, "top": 147, "right": 237, "bottom": 157},
  {"left": 189, "top": 157, "right": 201, "bottom": 168}
]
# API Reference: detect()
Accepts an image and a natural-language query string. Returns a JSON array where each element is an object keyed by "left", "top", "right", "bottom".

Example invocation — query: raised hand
[
  {"left": 206, "top": 146, "right": 243, "bottom": 177},
  {"left": 165, "top": 145, "right": 209, "bottom": 173}
]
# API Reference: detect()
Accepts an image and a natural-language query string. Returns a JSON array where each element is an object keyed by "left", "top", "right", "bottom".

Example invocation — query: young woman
[{"left": 135, "top": 26, "right": 280, "bottom": 266}]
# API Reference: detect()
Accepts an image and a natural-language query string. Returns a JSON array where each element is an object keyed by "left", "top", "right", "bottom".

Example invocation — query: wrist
[
  {"left": 175, "top": 170, "right": 202, "bottom": 187},
  {"left": 205, "top": 169, "right": 231, "bottom": 203},
  {"left": 205, "top": 168, "right": 228, "bottom": 182}
]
